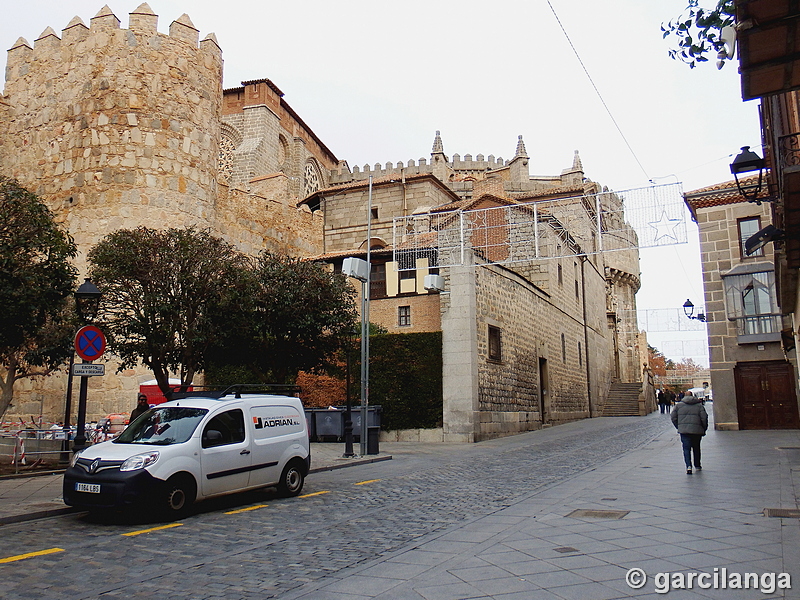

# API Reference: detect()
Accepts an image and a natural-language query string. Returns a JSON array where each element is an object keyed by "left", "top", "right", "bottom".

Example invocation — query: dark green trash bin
[{"left": 367, "top": 426, "right": 380, "bottom": 455}]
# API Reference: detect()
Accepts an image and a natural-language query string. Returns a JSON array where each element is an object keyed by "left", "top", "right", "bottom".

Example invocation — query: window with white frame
[
  {"left": 722, "top": 263, "right": 780, "bottom": 342},
  {"left": 738, "top": 216, "right": 763, "bottom": 258}
]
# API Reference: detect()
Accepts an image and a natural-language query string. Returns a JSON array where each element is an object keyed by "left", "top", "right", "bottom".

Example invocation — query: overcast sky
[{"left": 0, "top": 1, "right": 764, "bottom": 367}]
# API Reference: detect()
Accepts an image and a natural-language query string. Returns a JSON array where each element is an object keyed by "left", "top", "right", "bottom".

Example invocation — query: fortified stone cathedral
[{"left": 0, "top": 4, "right": 646, "bottom": 440}]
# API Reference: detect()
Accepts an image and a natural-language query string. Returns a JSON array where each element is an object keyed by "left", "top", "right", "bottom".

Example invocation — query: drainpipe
[{"left": 581, "top": 256, "right": 592, "bottom": 417}]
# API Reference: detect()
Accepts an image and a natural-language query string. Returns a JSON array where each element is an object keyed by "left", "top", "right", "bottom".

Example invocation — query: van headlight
[
  {"left": 120, "top": 451, "right": 159, "bottom": 472},
  {"left": 69, "top": 451, "right": 82, "bottom": 468}
]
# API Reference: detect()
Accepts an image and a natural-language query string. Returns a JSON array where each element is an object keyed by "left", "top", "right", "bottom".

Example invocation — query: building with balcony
[
  {"left": 684, "top": 179, "right": 799, "bottom": 429},
  {"left": 678, "top": 0, "right": 800, "bottom": 430}
]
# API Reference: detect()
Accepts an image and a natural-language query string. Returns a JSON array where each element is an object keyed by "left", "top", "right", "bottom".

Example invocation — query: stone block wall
[
  {"left": 363, "top": 294, "right": 442, "bottom": 334},
  {"left": 215, "top": 178, "right": 324, "bottom": 257},
  {"left": 1, "top": 5, "right": 223, "bottom": 271},
  {"left": 220, "top": 79, "right": 339, "bottom": 200},
  {"left": 321, "top": 177, "right": 459, "bottom": 253},
  {"left": 694, "top": 201, "right": 783, "bottom": 427}
]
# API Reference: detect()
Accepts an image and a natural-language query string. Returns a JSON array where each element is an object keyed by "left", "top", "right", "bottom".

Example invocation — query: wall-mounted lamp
[
  {"left": 683, "top": 299, "right": 706, "bottom": 322},
  {"left": 715, "top": 25, "right": 737, "bottom": 69},
  {"left": 730, "top": 146, "right": 767, "bottom": 204},
  {"left": 745, "top": 224, "right": 785, "bottom": 255}
]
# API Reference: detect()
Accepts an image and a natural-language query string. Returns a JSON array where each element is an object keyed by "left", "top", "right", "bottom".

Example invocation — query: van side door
[
  {"left": 200, "top": 407, "right": 251, "bottom": 497},
  {"left": 247, "top": 403, "right": 306, "bottom": 488}
]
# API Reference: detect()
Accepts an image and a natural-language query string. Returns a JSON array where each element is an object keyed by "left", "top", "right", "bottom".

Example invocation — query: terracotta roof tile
[{"left": 684, "top": 175, "right": 770, "bottom": 209}]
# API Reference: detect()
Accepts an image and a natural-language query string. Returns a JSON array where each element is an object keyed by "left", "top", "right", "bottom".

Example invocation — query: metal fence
[{"left": 0, "top": 426, "right": 112, "bottom": 474}]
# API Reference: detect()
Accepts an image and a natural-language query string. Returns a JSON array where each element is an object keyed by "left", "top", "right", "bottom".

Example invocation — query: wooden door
[{"left": 734, "top": 361, "right": 800, "bottom": 429}]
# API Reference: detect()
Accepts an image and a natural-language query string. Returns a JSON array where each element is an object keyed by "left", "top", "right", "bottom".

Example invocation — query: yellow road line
[
  {"left": 225, "top": 504, "right": 268, "bottom": 515},
  {"left": 300, "top": 490, "right": 330, "bottom": 498},
  {"left": 122, "top": 523, "right": 183, "bottom": 537},
  {"left": 355, "top": 479, "right": 381, "bottom": 485},
  {"left": 0, "top": 548, "right": 65, "bottom": 564}
]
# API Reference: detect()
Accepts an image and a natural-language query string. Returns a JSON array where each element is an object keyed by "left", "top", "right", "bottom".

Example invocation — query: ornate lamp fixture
[
  {"left": 730, "top": 146, "right": 767, "bottom": 204},
  {"left": 683, "top": 299, "right": 706, "bottom": 322},
  {"left": 74, "top": 278, "right": 102, "bottom": 323}
]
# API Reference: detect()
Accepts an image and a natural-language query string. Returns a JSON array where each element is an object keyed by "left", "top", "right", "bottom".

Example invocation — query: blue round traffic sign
[{"left": 75, "top": 325, "right": 106, "bottom": 362}]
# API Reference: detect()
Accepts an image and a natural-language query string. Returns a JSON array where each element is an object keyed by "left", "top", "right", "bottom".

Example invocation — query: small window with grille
[
  {"left": 398, "top": 306, "right": 411, "bottom": 327},
  {"left": 488, "top": 325, "right": 502, "bottom": 361}
]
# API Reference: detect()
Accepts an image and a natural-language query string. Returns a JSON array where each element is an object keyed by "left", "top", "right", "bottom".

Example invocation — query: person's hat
[{"left": 684, "top": 390, "right": 694, "bottom": 396}]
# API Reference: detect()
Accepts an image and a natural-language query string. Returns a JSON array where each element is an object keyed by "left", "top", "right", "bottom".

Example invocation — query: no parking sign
[{"left": 74, "top": 325, "right": 106, "bottom": 362}]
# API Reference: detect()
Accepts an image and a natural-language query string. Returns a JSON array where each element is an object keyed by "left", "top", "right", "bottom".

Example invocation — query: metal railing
[{"left": 0, "top": 426, "right": 112, "bottom": 474}]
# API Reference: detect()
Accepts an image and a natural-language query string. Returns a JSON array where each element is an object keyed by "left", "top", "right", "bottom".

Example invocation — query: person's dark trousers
[
  {"left": 680, "top": 433, "right": 703, "bottom": 468},
  {"left": 660, "top": 404, "right": 667, "bottom": 414}
]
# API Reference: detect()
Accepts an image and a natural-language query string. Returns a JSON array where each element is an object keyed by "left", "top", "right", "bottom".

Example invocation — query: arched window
[{"left": 304, "top": 160, "right": 321, "bottom": 197}]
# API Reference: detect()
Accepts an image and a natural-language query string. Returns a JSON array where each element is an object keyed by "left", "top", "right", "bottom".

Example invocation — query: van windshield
[{"left": 115, "top": 407, "right": 207, "bottom": 445}]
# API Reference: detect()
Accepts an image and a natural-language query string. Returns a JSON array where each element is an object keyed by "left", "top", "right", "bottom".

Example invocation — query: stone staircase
[{"left": 601, "top": 382, "right": 643, "bottom": 416}]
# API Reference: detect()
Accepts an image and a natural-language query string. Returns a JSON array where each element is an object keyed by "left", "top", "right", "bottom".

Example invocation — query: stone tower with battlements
[{"left": 0, "top": 3, "right": 223, "bottom": 269}]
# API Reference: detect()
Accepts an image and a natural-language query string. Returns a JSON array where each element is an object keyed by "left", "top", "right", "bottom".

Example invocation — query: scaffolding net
[{"left": 392, "top": 182, "right": 686, "bottom": 270}]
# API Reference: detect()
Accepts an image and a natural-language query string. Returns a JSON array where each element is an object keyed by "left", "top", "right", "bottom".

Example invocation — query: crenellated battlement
[
  {"left": 1, "top": 2, "right": 224, "bottom": 270},
  {"left": 5, "top": 4, "right": 220, "bottom": 85},
  {"left": 328, "top": 131, "right": 584, "bottom": 199}
]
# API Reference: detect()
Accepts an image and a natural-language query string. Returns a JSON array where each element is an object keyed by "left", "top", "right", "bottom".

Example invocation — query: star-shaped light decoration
[{"left": 648, "top": 211, "right": 682, "bottom": 244}]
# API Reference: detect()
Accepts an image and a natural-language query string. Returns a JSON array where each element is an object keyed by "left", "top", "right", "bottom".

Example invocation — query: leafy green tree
[
  {"left": 662, "top": 0, "right": 735, "bottom": 68},
  {"left": 0, "top": 177, "right": 78, "bottom": 419},
  {"left": 88, "top": 227, "right": 251, "bottom": 395},
  {"left": 223, "top": 252, "right": 358, "bottom": 384}
]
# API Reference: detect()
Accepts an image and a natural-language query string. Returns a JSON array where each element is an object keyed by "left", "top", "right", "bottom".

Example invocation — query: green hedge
[{"left": 366, "top": 331, "right": 443, "bottom": 431}]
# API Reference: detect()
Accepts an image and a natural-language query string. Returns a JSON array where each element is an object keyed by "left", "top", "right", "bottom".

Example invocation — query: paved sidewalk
[
  {"left": 0, "top": 442, "right": 393, "bottom": 525},
  {"left": 282, "top": 415, "right": 800, "bottom": 600},
  {"left": 3, "top": 415, "right": 800, "bottom": 599}
]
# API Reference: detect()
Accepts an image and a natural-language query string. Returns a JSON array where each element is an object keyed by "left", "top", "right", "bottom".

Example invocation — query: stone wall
[
  {"left": 320, "top": 176, "right": 459, "bottom": 253},
  {"left": 0, "top": 5, "right": 330, "bottom": 424},
  {"left": 693, "top": 200, "right": 784, "bottom": 428},
  {"left": 1, "top": 5, "right": 223, "bottom": 272},
  {"left": 363, "top": 293, "right": 442, "bottom": 334},
  {"left": 220, "top": 79, "right": 340, "bottom": 199},
  {"left": 215, "top": 178, "right": 324, "bottom": 257}
]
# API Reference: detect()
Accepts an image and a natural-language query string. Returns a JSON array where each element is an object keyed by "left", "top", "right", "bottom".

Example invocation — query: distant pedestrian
[
  {"left": 671, "top": 390, "right": 708, "bottom": 474},
  {"left": 666, "top": 389, "right": 676, "bottom": 405},
  {"left": 130, "top": 393, "right": 149, "bottom": 422},
  {"left": 657, "top": 389, "right": 670, "bottom": 414}
]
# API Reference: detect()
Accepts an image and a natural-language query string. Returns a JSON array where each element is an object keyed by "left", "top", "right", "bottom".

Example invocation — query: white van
[{"left": 63, "top": 392, "right": 310, "bottom": 516}]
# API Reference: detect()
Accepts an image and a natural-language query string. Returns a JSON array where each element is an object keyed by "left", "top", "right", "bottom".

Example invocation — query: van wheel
[
  {"left": 162, "top": 474, "right": 195, "bottom": 517},
  {"left": 277, "top": 461, "right": 305, "bottom": 497}
]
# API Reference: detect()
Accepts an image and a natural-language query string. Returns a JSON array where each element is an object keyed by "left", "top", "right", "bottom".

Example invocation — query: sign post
[{"left": 73, "top": 326, "right": 107, "bottom": 451}]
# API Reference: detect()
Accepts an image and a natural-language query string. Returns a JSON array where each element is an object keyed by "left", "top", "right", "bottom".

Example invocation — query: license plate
[{"left": 76, "top": 483, "right": 101, "bottom": 493}]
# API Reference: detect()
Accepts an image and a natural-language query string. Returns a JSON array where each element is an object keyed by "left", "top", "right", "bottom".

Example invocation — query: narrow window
[
  {"left": 370, "top": 262, "right": 386, "bottom": 299},
  {"left": 488, "top": 325, "right": 502, "bottom": 361},
  {"left": 561, "top": 333, "right": 566, "bottom": 363},
  {"left": 398, "top": 305, "right": 411, "bottom": 327},
  {"left": 578, "top": 341, "right": 582, "bottom": 366},
  {"left": 738, "top": 216, "right": 762, "bottom": 257},
  {"left": 558, "top": 263, "right": 563, "bottom": 286},
  {"left": 371, "top": 207, "right": 379, "bottom": 220}
]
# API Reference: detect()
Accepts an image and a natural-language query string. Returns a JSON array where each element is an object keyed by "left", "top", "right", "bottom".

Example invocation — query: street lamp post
[
  {"left": 682, "top": 299, "right": 706, "bottom": 322},
  {"left": 72, "top": 279, "right": 102, "bottom": 452}
]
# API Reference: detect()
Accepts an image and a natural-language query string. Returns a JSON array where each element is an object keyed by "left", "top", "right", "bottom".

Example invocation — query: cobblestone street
[
  {"left": 2, "top": 413, "right": 798, "bottom": 600},
  {"left": 0, "top": 416, "right": 670, "bottom": 599}
]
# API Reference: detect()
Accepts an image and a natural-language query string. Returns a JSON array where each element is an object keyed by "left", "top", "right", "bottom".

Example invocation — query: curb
[
  {"left": 0, "top": 469, "right": 65, "bottom": 481},
  {"left": 0, "top": 454, "right": 392, "bottom": 526},
  {"left": 0, "top": 506, "right": 79, "bottom": 526},
  {"left": 309, "top": 454, "right": 392, "bottom": 474}
]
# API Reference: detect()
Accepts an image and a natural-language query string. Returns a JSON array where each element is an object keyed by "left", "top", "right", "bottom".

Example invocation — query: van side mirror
[{"left": 202, "top": 429, "right": 223, "bottom": 448}]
